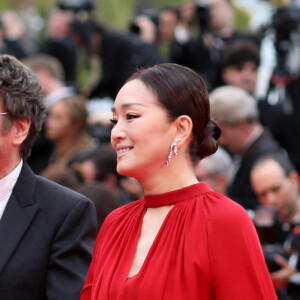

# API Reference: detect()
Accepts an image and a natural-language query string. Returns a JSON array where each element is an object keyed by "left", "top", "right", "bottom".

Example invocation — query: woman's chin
[
  {"left": 116, "top": 165, "right": 130, "bottom": 176},
  {"left": 117, "top": 164, "right": 137, "bottom": 179}
]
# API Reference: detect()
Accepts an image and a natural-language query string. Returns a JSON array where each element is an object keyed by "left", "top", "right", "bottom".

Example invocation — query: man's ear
[
  {"left": 289, "top": 170, "right": 300, "bottom": 190},
  {"left": 12, "top": 118, "right": 31, "bottom": 146},
  {"left": 174, "top": 115, "right": 193, "bottom": 144}
]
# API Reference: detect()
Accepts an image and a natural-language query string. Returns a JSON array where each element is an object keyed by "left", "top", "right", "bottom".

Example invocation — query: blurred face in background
[
  {"left": 158, "top": 10, "right": 178, "bottom": 42},
  {"left": 180, "top": 2, "right": 196, "bottom": 27},
  {"left": 195, "top": 161, "right": 217, "bottom": 188},
  {"left": 222, "top": 62, "right": 258, "bottom": 94},
  {"left": 208, "top": 0, "right": 234, "bottom": 33},
  {"left": 46, "top": 9, "right": 74, "bottom": 39},
  {"left": 195, "top": 160, "right": 228, "bottom": 194},
  {"left": 217, "top": 122, "right": 245, "bottom": 155},
  {"left": 46, "top": 101, "right": 76, "bottom": 142},
  {"left": 251, "top": 159, "right": 300, "bottom": 223}
]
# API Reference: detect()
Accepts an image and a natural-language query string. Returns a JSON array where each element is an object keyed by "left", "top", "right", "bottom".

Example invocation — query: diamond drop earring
[{"left": 166, "top": 138, "right": 182, "bottom": 166}]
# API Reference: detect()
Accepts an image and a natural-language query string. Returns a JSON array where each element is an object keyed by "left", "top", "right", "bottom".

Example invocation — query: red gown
[{"left": 81, "top": 183, "right": 277, "bottom": 299}]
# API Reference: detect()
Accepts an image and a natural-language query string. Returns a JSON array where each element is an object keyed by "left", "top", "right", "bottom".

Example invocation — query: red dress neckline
[
  {"left": 81, "top": 181, "right": 278, "bottom": 300},
  {"left": 144, "top": 183, "right": 212, "bottom": 208}
]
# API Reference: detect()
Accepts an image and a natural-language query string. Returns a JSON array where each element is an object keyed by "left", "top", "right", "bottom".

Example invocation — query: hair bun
[
  {"left": 198, "top": 120, "right": 221, "bottom": 159},
  {"left": 211, "top": 120, "right": 221, "bottom": 140},
  {"left": 200, "top": 121, "right": 221, "bottom": 145}
]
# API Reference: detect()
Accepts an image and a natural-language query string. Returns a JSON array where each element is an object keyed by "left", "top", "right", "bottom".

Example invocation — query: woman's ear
[
  {"left": 174, "top": 115, "right": 193, "bottom": 144},
  {"left": 12, "top": 118, "right": 31, "bottom": 146}
]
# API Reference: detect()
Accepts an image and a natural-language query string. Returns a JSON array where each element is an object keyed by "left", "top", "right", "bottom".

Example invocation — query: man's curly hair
[{"left": 0, "top": 55, "right": 46, "bottom": 159}]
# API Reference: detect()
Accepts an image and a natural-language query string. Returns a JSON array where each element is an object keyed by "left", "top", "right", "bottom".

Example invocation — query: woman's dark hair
[{"left": 128, "top": 63, "right": 221, "bottom": 164}]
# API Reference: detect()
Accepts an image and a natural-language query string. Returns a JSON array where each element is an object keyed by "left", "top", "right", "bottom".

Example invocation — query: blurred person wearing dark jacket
[
  {"left": 157, "top": 5, "right": 211, "bottom": 85},
  {"left": 0, "top": 11, "right": 29, "bottom": 59},
  {"left": 39, "top": 9, "right": 78, "bottom": 85},
  {"left": 187, "top": 0, "right": 260, "bottom": 90},
  {"left": 210, "top": 85, "right": 285, "bottom": 211},
  {"left": 71, "top": 19, "right": 162, "bottom": 100}
]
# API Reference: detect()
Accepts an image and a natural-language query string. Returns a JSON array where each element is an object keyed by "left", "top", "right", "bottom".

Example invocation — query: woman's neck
[{"left": 142, "top": 161, "right": 198, "bottom": 196}]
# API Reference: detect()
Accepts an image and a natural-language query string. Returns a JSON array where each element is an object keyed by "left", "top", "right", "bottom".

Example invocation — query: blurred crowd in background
[{"left": 2, "top": 0, "right": 300, "bottom": 298}]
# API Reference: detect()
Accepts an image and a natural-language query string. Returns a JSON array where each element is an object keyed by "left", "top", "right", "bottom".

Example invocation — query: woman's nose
[{"left": 111, "top": 121, "right": 127, "bottom": 141}]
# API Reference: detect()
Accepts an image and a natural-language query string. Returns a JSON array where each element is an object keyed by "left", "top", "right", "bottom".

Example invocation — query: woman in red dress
[{"left": 81, "top": 63, "right": 277, "bottom": 299}]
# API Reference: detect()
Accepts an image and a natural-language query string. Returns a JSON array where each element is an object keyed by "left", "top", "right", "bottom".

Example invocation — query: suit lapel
[{"left": 0, "top": 163, "right": 39, "bottom": 276}]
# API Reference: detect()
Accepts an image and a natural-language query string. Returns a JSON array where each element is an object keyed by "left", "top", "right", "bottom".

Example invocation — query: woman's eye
[
  {"left": 110, "top": 118, "right": 118, "bottom": 126},
  {"left": 127, "top": 114, "right": 139, "bottom": 120}
]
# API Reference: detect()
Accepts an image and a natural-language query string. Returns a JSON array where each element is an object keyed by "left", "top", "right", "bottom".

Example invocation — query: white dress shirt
[{"left": 0, "top": 160, "right": 23, "bottom": 220}]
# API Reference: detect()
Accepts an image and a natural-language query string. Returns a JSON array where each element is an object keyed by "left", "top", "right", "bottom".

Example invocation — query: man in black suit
[
  {"left": 210, "top": 85, "right": 284, "bottom": 212},
  {"left": 251, "top": 153, "right": 300, "bottom": 299},
  {"left": 0, "top": 54, "right": 97, "bottom": 299}
]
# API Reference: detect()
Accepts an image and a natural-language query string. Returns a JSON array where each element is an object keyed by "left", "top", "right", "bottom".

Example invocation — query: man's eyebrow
[{"left": 111, "top": 102, "right": 147, "bottom": 112}]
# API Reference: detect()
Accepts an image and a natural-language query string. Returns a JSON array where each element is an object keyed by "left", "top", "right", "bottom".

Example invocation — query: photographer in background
[
  {"left": 188, "top": 0, "right": 260, "bottom": 90},
  {"left": 39, "top": 8, "right": 77, "bottom": 86},
  {"left": 251, "top": 153, "right": 300, "bottom": 300},
  {"left": 72, "top": 18, "right": 161, "bottom": 99},
  {"left": 257, "top": 0, "right": 300, "bottom": 174},
  {"left": 0, "top": 11, "right": 29, "bottom": 59},
  {"left": 129, "top": 9, "right": 159, "bottom": 44},
  {"left": 157, "top": 6, "right": 192, "bottom": 62},
  {"left": 156, "top": 5, "right": 211, "bottom": 87}
]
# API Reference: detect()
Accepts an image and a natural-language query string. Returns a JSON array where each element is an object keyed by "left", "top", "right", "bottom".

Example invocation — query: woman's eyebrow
[{"left": 111, "top": 102, "right": 147, "bottom": 112}]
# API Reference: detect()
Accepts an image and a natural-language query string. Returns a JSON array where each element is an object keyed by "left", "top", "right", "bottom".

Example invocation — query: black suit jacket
[
  {"left": 0, "top": 162, "right": 97, "bottom": 300},
  {"left": 226, "top": 130, "right": 284, "bottom": 211}
]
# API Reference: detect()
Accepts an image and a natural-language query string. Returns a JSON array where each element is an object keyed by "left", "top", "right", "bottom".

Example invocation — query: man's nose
[{"left": 265, "top": 192, "right": 278, "bottom": 207}]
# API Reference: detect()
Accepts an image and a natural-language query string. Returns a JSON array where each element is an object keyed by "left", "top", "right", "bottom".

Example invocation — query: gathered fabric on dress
[{"left": 81, "top": 183, "right": 277, "bottom": 300}]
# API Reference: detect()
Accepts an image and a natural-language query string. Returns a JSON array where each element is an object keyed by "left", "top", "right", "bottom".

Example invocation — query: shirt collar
[{"left": 0, "top": 160, "right": 23, "bottom": 201}]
